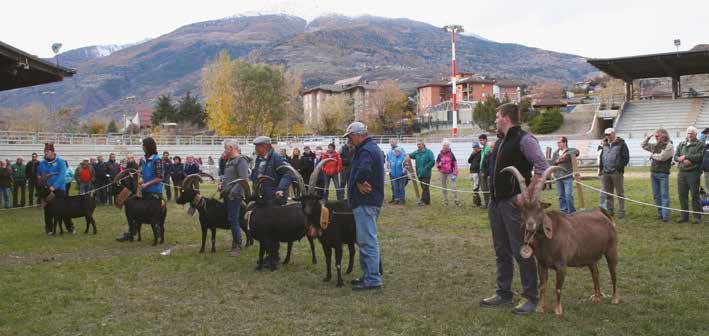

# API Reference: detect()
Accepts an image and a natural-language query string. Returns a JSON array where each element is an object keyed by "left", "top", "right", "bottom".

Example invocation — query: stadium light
[
  {"left": 51, "top": 43, "right": 63, "bottom": 66},
  {"left": 674, "top": 39, "right": 681, "bottom": 52}
]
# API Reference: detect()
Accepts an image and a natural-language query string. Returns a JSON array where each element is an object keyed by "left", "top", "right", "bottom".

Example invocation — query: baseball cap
[
  {"left": 604, "top": 128, "right": 615, "bottom": 135},
  {"left": 343, "top": 122, "right": 368, "bottom": 137}
]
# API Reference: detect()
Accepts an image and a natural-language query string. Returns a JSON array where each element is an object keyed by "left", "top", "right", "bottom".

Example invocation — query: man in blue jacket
[
  {"left": 38, "top": 143, "right": 75, "bottom": 234},
  {"left": 250, "top": 136, "right": 294, "bottom": 206},
  {"left": 344, "top": 122, "right": 384, "bottom": 291}
]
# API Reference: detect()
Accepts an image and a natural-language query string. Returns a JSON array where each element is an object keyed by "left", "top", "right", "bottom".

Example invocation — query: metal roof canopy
[
  {"left": 587, "top": 49, "right": 709, "bottom": 81},
  {"left": 0, "top": 40, "right": 75, "bottom": 91}
]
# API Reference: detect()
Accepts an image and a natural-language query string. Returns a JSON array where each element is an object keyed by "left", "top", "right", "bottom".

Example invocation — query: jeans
[
  {"left": 226, "top": 197, "right": 242, "bottom": 247},
  {"left": 353, "top": 206, "right": 382, "bottom": 287},
  {"left": 651, "top": 172, "right": 670, "bottom": 220},
  {"left": 164, "top": 177, "right": 172, "bottom": 200},
  {"left": 391, "top": 176, "right": 406, "bottom": 201},
  {"left": 323, "top": 174, "right": 344, "bottom": 201},
  {"left": 79, "top": 183, "right": 92, "bottom": 195},
  {"left": 488, "top": 196, "right": 538, "bottom": 303},
  {"left": 440, "top": 172, "right": 459, "bottom": 203},
  {"left": 0, "top": 187, "right": 10, "bottom": 208},
  {"left": 555, "top": 178, "right": 576, "bottom": 214},
  {"left": 677, "top": 170, "right": 702, "bottom": 220}
]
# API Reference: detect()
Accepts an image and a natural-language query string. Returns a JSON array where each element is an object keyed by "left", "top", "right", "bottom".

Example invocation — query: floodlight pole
[{"left": 443, "top": 25, "right": 464, "bottom": 137}]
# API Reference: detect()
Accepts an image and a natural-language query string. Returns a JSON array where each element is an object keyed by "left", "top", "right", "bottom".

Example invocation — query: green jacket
[
  {"left": 479, "top": 145, "right": 491, "bottom": 172},
  {"left": 11, "top": 163, "right": 25, "bottom": 182},
  {"left": 674, "top": 138, "right": 704, "bottom": 172},
  {"left": 408, "top": 147, "right": 435, "bottom": 178}
]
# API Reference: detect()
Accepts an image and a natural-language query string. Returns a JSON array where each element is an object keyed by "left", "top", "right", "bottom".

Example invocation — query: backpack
[{"left": 79, "top": 166, "right": 92, "bottom": 183}]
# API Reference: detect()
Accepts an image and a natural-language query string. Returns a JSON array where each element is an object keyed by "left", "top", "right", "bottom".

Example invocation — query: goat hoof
[
  {"left": 336, "top": 281, "right": 344, "bottom": 288},
  {"left": 345, "top": 269, "right": 353, "bottom": 274},
  {"left": 211, "top": 250, "right": 216, "bottom": 253},
  {"left": 312, "top": 258, "right": 317, "bottom": 265},
  {"left": 555, "top": 307, "right": 563, "bottom": 317},
  {"left": 323, "top": 276, "right": 331, "bottom": 282},
  {"left": 611, "top": 297, "right": 620, "bottom": 305},
  {"left": 199, "top": 250, "right": 205, "bottom": 253},
  {"left": 255, "top": 265, "right": 263, "bottom": 271},
  {"left": 536, "top": 306, "right": 546, "bottom": 313},
  {"left": 282, "top": 260, "right": 290, "bottom": 265}
]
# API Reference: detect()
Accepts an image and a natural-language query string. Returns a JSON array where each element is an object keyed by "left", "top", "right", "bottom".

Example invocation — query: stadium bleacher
[{"left": 614, "top": 98, "right": 709, "bottom": 137}]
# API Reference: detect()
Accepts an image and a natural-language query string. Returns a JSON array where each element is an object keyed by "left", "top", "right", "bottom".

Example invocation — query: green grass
[{"left": 1, "top": 170, "right": 708, "bottom": 335}]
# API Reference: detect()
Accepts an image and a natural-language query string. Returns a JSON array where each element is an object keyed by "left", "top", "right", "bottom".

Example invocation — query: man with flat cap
[{"left": 250, "top": 136, "right": 295, "bottom": 205}]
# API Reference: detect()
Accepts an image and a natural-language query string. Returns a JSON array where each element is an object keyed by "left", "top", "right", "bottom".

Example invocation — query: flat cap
[
  {"left": 343, "top": 122, "right": 368, "bottom": 137},
  {"left": 252, "top": 136, "right": 272, "bottom": 145}
]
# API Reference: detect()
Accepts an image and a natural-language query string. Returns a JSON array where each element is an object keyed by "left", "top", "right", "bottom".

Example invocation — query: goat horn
[
  {"left": 277, "top": 164, "right": 305, "bottom": 199},
  {"left": 199, "top": 172, "right": 217, "bottom": 182},
  {"left": 226, "top": 178, "right": 251, "bottom": 200},
  {"left": 182, "top": 174, "right": 203, "bottom": 190},
  {"left": 308, "top": 158, "right": 335, "bottom": 195},
  {"left": 113, "top": 169, "right": 137, "bottom": 185},
  {"left": 532, "top": 166, "right": 565, "bottom": 203},
  {"left": 501, "top": 166, "right": 530, "bottom": 203},
  {"left": 254, "top": 175, "right": 275, "bottom": 199}
]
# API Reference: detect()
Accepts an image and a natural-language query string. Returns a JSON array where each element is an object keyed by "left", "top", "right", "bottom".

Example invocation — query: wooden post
[
  {"left": 404, "top": 159, "right": 420, "bottom": 201},
  {"left": 571, "top": 154, "right": 585, "bottom": 210}
]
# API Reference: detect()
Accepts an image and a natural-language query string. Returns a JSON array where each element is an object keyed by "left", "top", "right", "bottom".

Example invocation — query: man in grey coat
[
  {"left": 599, "top": 128, "right": 630, "bottom": 219},
  {"left": 219, "top": 139, "right": 250, "bottom": 256}
]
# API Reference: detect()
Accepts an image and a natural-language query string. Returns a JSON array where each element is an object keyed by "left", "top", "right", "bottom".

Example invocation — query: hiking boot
[
  {"left": 350, "top": 278, "right": 364, "bottom": 286},
  {"left": 676, "top": 217, "right": 689, "bottom": 224},
  {"left": 479, "top": 294, "right": 513, "bottom": 309},
  {"left": 352, "top": 283, "right": 382, "bottom": 292},
  {"left": 454, "top": 201, "right": 461, "bottom": 207},
  {"left": 512, "top": 298, "right": 537, "bottom": 315},
  {"left": 617, "top": 212, "right": 625, "bottom": 220},
  {"left": 229, "top": 246, "right": 242, "bottom": 257},
  {"left": 691, "top": 218, "right": 701, "bottom": 225},
  {"left": 116, "top": 233, "right": 133, "bottom": 242},
  {"left": 442, "top": 201, "right": 449, "bottom": 206}
]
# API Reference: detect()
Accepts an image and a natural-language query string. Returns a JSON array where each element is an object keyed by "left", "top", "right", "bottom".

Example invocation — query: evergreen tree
[
  {"left": 473, "top": 95, "right": 501, "bottom": 131},
  {"left": 152, "top": 95, "right": 177, "bottom": 126},
  {"left": 177, "top": 91, "right": 206, "bottom": 127},
  {"left": 107, "top": 120, "right": 119, "bottom": 133}
]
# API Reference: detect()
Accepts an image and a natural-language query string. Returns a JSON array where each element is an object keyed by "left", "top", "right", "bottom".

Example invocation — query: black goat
[
  {"left": 113, "top": 169, "right": 167, "bottom": 245},
  {"left": 37, "top": 174, "right": 97, "bottom": 235},
  {"left": 244, "top": 165, "right": 317, "bottom": 271},
  {"left": 176, "top": 173, "right": 253, "bottom": 252}
]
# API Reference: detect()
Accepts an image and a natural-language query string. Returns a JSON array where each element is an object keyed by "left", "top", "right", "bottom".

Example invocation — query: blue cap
[{"left": 472, "top": 142, "right": 480, "bottom": 148}]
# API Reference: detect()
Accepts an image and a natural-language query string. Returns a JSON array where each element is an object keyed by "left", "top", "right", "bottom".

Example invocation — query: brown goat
[{"left": 502, "top": 166, "right": 619, "bottom": 317}]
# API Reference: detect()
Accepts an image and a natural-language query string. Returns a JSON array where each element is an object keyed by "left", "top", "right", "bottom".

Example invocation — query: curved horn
[
  {"left": 254, "top": 175, "right": 275, "bottom": 199},
  {"left": 226, "top": 178, "right": 251, "bottom": 200},
  {"left": 532, "top": 166, "right": 565, "bottom": 203},
  {"left": 199, "top": 172, "right": 217, "bottom": 182},
  {"left": 113, "top": 169, "right": 137, "bottom": 185},
  {"left": 277, "top": 164, "right": 305, "bottom": 198},
  {"left": 500, "top": 166, "right": 529, "bottom": 203},
  {"left": 308, "top": 158, "right": 335, "bottom": 195},
  {"left": 182, "top": 174, "right": 203, "bottom": 190}
]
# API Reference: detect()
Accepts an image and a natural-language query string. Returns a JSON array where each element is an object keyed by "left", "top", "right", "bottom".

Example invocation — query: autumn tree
[
  {"left": 596, "top": 79, "right": 625, "bottom": 108},
  {"left": 367, "top": 80, "right": 410, "bottom": 134},
  {"left": 5, "top": 103, "right": 51, "bottom": 132},
  {"left": 317, "top": 96, "right": 354, "bottom": 135}
]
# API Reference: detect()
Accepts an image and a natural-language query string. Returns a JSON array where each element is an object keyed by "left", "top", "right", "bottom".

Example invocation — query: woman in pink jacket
[{"left": 436, "top": 139, "right": 460, "bottom": 207}]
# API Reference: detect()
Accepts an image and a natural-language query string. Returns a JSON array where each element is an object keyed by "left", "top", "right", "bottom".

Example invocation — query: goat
[
  {"left": 113, "top": 169, "right": 167, "bottom": 245},
  {"left": 503, "top": 166, "right": 619, "bottom": 317},
  {"left": 244, "top": 165, "right": 317, "bottom": 271},
  {"left": 301, "top": 158, "right": 357, "bottom": 287},
  {"left": 176, "top": 173, "right": 253, "bottom": 253},
  {"left": 37, "top": 173, "right": 97, "bottom": 235}
]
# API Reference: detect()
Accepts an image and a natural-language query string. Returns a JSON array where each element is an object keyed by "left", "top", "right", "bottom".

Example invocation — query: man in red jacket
[{"left": 322, "top": 143, "right": 344, "bottom": 200}]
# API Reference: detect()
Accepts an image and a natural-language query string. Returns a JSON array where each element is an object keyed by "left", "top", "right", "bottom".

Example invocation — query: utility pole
[{"left": 443, "top": 25, "right": 464, "bottom": 137}]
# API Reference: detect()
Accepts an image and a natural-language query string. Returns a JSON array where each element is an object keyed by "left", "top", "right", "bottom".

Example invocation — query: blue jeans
[
  {"left": 324, "top": 174, "right": 344, "bottom": 201},
  {"left": 555, "top": 178, "right": 576, "bottom": 214},
  {"left": 353, "top": 206, "right": 382, "bottom": 286},
  {"left": 0, "top": 187, "right": 9, "bottom": 208},
  {"left": 79, "top": 183, "right": 92, "bottom": 195},
  {"left": 651, "top": 172, "right": 670, "bottom": 220},
  {"left": 391, "top": 177, "right": 406, "bottom": 201},
  {"left": 226, "top": 197, "right": 242, "bottom": 247}
]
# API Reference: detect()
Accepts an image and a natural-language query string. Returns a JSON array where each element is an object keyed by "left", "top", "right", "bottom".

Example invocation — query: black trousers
[
  {"left": 419, "top": 176, "right": 431, "bottom": 205},
  {"left": 12, "top": 181, "right": 26, "bottom": 207},
  {"left": 28, "top": 181, "right": 37, "bottom": 206},
  {"left": 488, "top": 196, "right": 538, "bottom": 303}
]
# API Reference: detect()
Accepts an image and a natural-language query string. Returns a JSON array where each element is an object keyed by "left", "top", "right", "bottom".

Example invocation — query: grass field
[{"left": 1, "top": 169, "right": 707, "bottom": 335}]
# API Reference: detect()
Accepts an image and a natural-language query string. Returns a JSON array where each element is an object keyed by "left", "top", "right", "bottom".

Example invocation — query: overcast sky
[{"left": 2, "top": 0, "right": 706, "bottom": 59}]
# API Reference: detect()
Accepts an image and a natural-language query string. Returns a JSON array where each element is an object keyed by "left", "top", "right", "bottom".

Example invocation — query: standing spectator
[
  {"left": 171, "top": 156, "right": 185, "bottom": 200},
  {"left": 551, "top": 137, "right": 579, "bottom": 214},
  {"left": 344, "top": 122, "right": 384, "bottom": 291},
  {"left": 389, "top": 146, "right": 407, "bottom": 204},
  {"left": 480, "top": 103, "right": 549, "bottom": 315},
  {"left": 161, "top": 152, "right": 173, "bottom": 201},
  {"left": 38, "top": 144, "right": 74, "bottom": 234},
  {"left": 478, "top": 134, "right": 492, "bottom": 208},
  {"left": 290, "top": 148, "right": 304, "bottom": 177},
  {"left": 300, "top": 146, "right": 315, "bottom": 186},
  {"left": 703, "top": 128, "right": 709, "bottom": 190},
  {"left": 407, "top": 141, "right": 435, "bottom": 205},
  {"left": 184, "top": 156, "right": 201, "bottom": 175},
  {"left": 74, "top": 158, "right": 95, "bottom": 195},
  {"left": 0, "top": 161, "right": 12, "bottom": 209},
  {"left": 106, "top": 153, "right": 121, "bottom": 205},
  {"left": 220, "top": 140, "right": 250, "bottom": 256},
  {"left": 599, "top": 128, "right": 630, "bottom": 219},
  {"left": 386, "top": 139, "right": 405, "bottom": 203},
  {"left": 339, "top": 142, "right": 354, "bottom": 190},
  {"left": 218, "top": 152, "right": 227, "bottom": 179},
  {"left": 436, "top": 139, "right": 460, "bottom": 207},
  {"left": 279, "top": 148, "right": 291, "bottom": 163},
  {"left": 467, "top": 143, "right": 483, "bottom": 207},
  {"left": 64, "top": 161, "right": 73, "bottom": 194},
  {"left": 322, "top": 143, "right": 344, "bottom": 201},
  {"left": 641, "top": 128, "right": 674, "bottom": 222},
  {"left": 208, "top": 155, "right": 215, "bottom": 166},
  {"left": 674, "top": 126, "right": 704, "bottom": 224},
  {"left": 11, "top": 157, "right": 26, "bottom": 207},
  {"left": 196, "top": 157, "right": 203, "bottom": 165},
  {"left": 125, "top": 155, "right": 139, "bottom": 170},
  {"left": 25, "top": 153, "right": 40, "bottom": 206},
  {"left": 94, "top": 155, "right": 109, "bottom": 204}
]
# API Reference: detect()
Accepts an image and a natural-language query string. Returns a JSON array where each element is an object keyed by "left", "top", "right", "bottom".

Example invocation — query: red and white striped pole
[{"left": 443, "top": 25, "right": 463, "bottom": 137}]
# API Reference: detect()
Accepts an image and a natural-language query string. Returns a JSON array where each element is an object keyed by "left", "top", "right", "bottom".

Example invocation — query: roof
[
  {"left": 302, "top": 83, "right": 378, "bottom": 95},
  {"left": 533, "top": 98, "right": 567, "bottom": 107},
  {"left": 458, "top": 77, "right": 495, "bottom": 85},
  {"left": 0, "top": 40, "right": 76, "bottom": 91},
  {"left": 587, "top": 48, "right": 709, "bottom": 81},
  {"left": 416, "top": 80, "right": 450, "bottom": 89},
  {"left": 495, "top": 79, "right": 523, "bottom": 87}
]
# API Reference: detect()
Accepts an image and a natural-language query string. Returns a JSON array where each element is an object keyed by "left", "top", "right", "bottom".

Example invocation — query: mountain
[{"left": 0, "top": 14, "right": 596, "bottom": 122}]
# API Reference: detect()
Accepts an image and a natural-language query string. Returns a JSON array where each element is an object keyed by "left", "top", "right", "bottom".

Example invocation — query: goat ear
[
  {"left": 543, "top": 216, "right": 553, "bottom": 239},
  {"left": 541, "top": 202, "right": 552, "bottom": 209}
]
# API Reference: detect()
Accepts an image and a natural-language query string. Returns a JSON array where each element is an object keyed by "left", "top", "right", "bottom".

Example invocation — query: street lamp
[
  {"left": 443, "top": 25, "right": 464, "bottom": 137},
  {"left": 51, "top": 43, "right": 63, "bottom": 67},
  {"left": 674, "top": 39, "right": 681, "bottom": 52}
]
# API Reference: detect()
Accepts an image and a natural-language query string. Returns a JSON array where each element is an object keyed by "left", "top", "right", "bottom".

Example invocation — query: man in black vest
[{"left": 479, "top": 103, "right": 549, "bottom": 315}]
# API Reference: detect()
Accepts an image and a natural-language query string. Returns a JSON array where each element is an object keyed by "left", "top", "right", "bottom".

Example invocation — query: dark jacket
[
  {"left": 0, "top": 167, "right": 13, "bottom": 188},
  {"left": 703, "top": 143, "right": 709, "bottom": 172},
  {"left": 25, "top": 160, "right": 40, "bottom": 184},
  {"left": 551, "top": 148, "right": 579, "bottom": 179},
  {"left": 93, "top": 161, "right": 109, "bottom": 184},
  {"left": 641, "top": 135, "right": 674, "bottom": 174},
  {"left": 348, "top": 137, "right": 384, "bottom": 208},
  {"left": 467, "top": 151, "right": 482, "bottom": 174},
  {"left": 674, "top": 138, "right": 704, "bottom": 173},
  {"left": 339, "top": 145, "right": 354, "bottom": 169},
  {"left": 105, "top": 160, "right": 121, "bottom": 180},
  {"left": 249, "top": 149, "right": 294, "bottom": 201},
  {"left": 300, "top": 152, "right": 315, "bottom": 182},
  {"left": 184, "top": 162, "right": 200, "bottom": 176},
  {"left": 599, "top": 137, "right": 630, "bottom": 174},
  {"left": 492, "top": 126, "right": 534, "bottom": 200},
  {"left": 161, "top": 159, "right": 173, "bottom": 181},
  {"left": 171, "top": 163, "right": 186, "bottom": 182}
]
